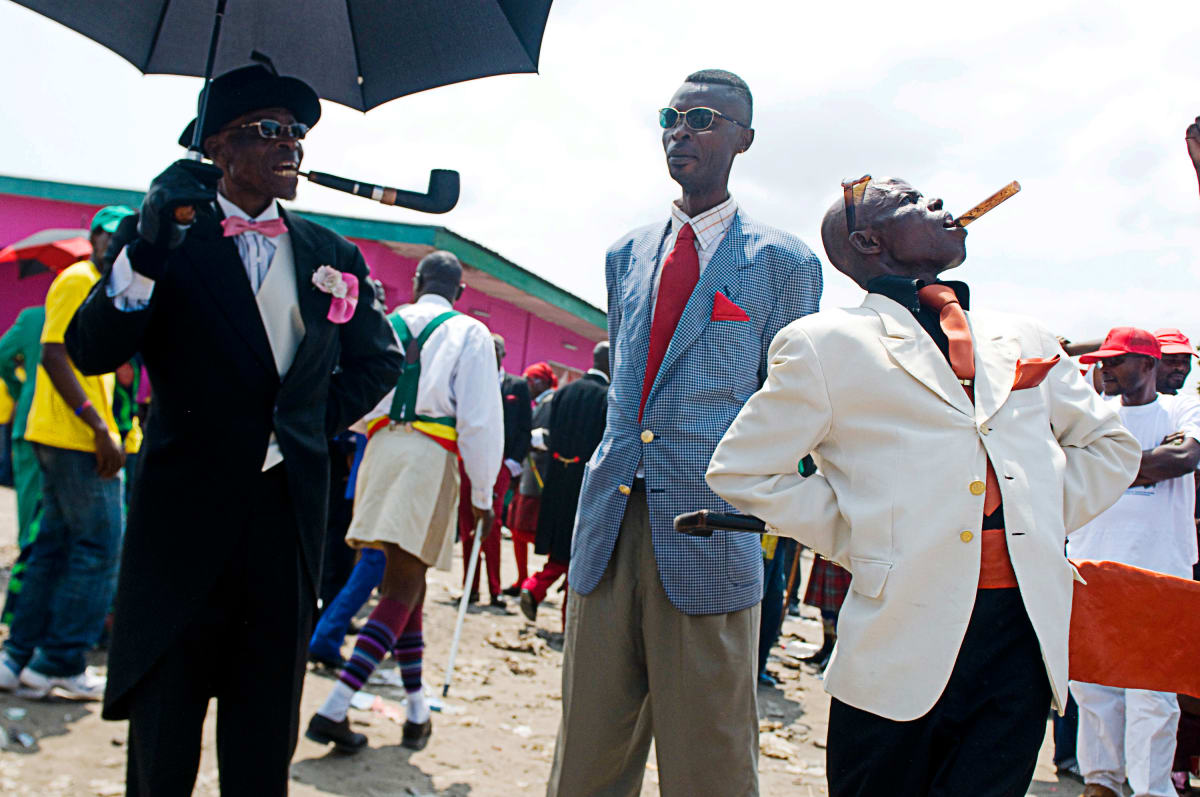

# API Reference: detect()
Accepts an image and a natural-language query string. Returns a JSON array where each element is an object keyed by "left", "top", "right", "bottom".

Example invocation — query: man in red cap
[
  {"left": 1071, "top": 327, "right": 1200, "bottom": 797},
  {"left": 1154, "top": 328, "right": 1197, "bottom": 397}
]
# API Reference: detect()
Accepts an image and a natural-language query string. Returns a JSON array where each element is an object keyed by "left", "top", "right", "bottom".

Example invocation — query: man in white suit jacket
[{"left": 707, "top": 176, "right": 1140, "bottom": 796}]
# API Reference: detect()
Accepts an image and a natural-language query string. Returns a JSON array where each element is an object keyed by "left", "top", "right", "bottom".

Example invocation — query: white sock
[
  {"left": 406, "top": 688, "right": 430, "bottom": 724},
  {"left": 317, "top": 681, "right": 356, "bottom": 722}
]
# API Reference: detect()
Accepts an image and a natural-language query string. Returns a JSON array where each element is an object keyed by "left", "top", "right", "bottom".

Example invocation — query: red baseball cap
[
  {"left": 1079, "top": 327, "right": 1161, "bottom": 363},
  {"left": 1153, "top": 328, "right": 1198, "bottom": 357}
]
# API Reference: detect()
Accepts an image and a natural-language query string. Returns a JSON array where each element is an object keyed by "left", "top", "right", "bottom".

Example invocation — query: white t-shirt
[{"left": 1067, "top": 393, "right": 1200, "bottom": 578}]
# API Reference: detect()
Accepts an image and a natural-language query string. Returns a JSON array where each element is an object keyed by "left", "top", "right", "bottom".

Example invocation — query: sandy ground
[{"left": 0, "top": 483, "right": 1086, "bottom": 796}]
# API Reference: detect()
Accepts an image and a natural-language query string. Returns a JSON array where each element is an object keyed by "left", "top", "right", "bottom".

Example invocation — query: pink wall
[{"left": 0, "top": 193, "right": 598, "bottom": 376}]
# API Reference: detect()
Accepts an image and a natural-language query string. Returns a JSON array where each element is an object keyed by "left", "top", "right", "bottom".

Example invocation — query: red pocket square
[
  {"left": 711, "top": 291, "right": 750, "bottom": 322},
  {"left": 1012, "top": 355, "right": 1059, "bottom": 390}
]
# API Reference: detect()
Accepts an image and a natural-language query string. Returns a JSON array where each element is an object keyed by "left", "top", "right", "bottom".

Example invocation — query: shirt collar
[
  {"left": 415, "top": 293, "right": 453, "bottom": 309},
  {"left": 535, "top": 388, "right": 555, "bottom": 402},
  {"left": 865, "top": 274, "right": 970, "bottom": 314},
  {"left": 670, "top": 196, "right": 738, "bottom": 251},
  {"left": 586, "top": 368, "right": 611, "bottom": 383},
  {"left": 216, "top": 192, "right": 280, "bottom": 223}
]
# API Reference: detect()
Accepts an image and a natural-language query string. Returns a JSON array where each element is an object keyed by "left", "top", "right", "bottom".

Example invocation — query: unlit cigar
[{"left": 954, "top": 181, "right": 1021, "bottom": 227}]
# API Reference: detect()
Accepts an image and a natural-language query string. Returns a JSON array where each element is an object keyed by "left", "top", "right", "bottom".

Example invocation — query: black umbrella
[{"left": 13, "top": 0, "right": 554, "bottom": 212}]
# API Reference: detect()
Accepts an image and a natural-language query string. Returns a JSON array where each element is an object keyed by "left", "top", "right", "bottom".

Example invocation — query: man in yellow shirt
[{"left": 0, "top": 205, "right": 134, "bottom": 700}]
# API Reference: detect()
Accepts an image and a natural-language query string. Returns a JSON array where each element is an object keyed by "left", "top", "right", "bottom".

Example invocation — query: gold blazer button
[
  {"left": 640, "top": 429, "right": 655, "bottom": 443},
  {"left": 969, "top": 480, "right": 986, "bottom": 496},
  {"left": 618, "top": 484, "right": 632, "bottom": 495},
  {"left": 960, "top": 530, "right": 974, "bottom": 543}
]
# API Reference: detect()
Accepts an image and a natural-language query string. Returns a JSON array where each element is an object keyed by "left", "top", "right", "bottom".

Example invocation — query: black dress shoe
[
  {"left": 519, "top": 589, "right": 538, "bottom": 622},
  {"left": 305, "top": 713, "right": 368, "bottom": 754},
  {"left": 468, "top": 592, "right": 480, "bottom": 604},
  {"left": 489, "top": 596, "right": 507, "bottom": 609},
  {"left": 402, "top": 718, "right": 432, "bottom": 750},
  {"left": 502, "top": 584, "right": 522, "bottom": 597}
]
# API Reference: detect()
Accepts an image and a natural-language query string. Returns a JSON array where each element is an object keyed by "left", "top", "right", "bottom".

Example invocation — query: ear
[
  {"left": 455, "top": 283, "right": 465, "bottom": 302},
  {"left": 848, "top": 229, "right": 883, "bottom": 256},
  {"left": 737, "top": 128, "right": 755, "bottom": 154}
]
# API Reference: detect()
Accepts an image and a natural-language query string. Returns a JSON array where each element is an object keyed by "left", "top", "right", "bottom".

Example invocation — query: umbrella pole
[{"left": 187, "top": 0, "right": 230, "bottom": 160}]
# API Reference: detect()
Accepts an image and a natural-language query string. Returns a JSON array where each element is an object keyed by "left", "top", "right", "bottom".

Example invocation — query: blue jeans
[
  {"left": 309, "top": 547, "right": 386, "bottom": 662},
  {"left": 4, "top": 444, "right": 123, "bottom": 676},
  {"left": 758, "top": 538, "right": 796, "bottom": 675}
]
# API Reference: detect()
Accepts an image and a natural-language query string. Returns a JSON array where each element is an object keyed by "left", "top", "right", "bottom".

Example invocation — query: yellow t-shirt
[
  {"left": 24, "top": 261, "right": 118, "bottom": 453},
  {"left": 0, "top": 380, "right": 13, "bottom": 426}
]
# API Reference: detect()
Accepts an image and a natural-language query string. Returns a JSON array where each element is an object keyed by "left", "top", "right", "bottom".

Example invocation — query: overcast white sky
[{"left": 1, "top": 0, "right": 1198, "bottom": 355}]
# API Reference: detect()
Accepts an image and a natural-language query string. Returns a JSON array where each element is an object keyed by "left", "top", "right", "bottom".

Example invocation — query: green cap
[{"left": 90, "top": 205, "right": 136, "bottom": 234}]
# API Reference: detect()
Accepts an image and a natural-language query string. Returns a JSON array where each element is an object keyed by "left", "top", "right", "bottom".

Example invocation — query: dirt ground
[{"left": 0, "top": 484, "right": 1084, "bottom": 796}]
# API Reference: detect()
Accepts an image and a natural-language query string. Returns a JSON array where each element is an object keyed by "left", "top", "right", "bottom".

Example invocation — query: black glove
[{"left": 133, "top": 159, "right": 223, "bottom": 276}]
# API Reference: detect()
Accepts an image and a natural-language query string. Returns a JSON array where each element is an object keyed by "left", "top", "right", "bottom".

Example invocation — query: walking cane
[{"left": 441, "top": 516, "right": 486, "bottom": 698}]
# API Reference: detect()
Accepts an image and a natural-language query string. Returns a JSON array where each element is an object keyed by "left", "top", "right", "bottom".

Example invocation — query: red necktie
[
  {"left": 917, "top": 284, "right": 1001, "bottom": 516},
  {"left": 639, "top": 223, "right": 699, "bottom": 421},
  {"left": 221, "top": 216, "right": 288, "bottom": 238}
]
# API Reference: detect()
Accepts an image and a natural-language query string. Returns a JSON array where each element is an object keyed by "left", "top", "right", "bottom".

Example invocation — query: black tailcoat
[
  {"left": 501, "top": 373, "right": 532, "bottom": 464},
  {"left": 535, "top": 372, "right": 609, "bottom": 562},
  {"left": 65, "top": 206, "right": 401, "bottom": 720}
]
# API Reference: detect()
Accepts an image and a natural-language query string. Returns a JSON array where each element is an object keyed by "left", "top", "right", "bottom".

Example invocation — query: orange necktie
[{"left": 917, "top": 284, "right": 1001, "bottom": 516}]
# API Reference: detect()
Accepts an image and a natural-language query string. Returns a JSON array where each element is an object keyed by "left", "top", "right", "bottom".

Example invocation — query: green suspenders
[{"left": 388, "top": 309, "right": 460, "bottom": 424}]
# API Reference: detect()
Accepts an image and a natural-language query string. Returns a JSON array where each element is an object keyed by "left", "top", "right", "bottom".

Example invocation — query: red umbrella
[{"left": 0, "top": 229, "right": 92, "bottom": 279}]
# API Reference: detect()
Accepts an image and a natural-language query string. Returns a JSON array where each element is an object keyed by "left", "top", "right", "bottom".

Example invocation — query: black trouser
[
  {"left": 827, "top": 588, "right": 1051, "bottom": 797},
  {"left": 125, "top": 467, "right": 314, "bottom": 797}
]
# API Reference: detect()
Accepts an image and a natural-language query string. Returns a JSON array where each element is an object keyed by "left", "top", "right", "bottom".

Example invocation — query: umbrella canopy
[
  {"left": 0, "top": 229, "right": 91, "bottom": 278},
  {"left": 13, "top": 0, "right": 553, "bottom": 112}
]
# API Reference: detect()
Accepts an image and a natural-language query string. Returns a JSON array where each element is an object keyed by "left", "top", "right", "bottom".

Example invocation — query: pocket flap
[{"left": 849, "top": 557, "right": 893, "bottom": 599}]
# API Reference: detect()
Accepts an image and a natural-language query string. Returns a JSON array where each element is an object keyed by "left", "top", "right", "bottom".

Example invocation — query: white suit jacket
[{"left": 706, "top": 292, "right": 1140, "bottom": 721}]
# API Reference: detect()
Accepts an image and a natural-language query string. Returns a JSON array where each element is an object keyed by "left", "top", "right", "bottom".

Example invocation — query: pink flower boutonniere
[{"left": 311, "top": 265, "right": 359, "bottom": 324}]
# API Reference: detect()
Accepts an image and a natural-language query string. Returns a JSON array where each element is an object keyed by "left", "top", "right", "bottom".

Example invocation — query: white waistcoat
[{"left": 254, "top": 232, "right": 305, "bottom": 470}]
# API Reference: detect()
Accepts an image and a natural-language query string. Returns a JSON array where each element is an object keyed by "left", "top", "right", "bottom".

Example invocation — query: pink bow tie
[{"left": 220, "top": 216, "right": 288, "bottom": 238}]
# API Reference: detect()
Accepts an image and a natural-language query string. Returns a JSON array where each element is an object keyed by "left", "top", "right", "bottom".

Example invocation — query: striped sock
[
  {"left": 338, "top": 597, "right": 412, "bottom": 692},
  {"left": 393, "top": 610, "right": 424, "bottom": 695}
]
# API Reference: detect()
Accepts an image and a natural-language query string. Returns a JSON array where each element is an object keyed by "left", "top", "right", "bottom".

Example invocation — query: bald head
[
  {"left": 413, "top": 250, "right": 463, "bottom": 303},
  {"left": 820, "top": 177, "right": 967, "bottom": 289},
  {"left": 592, "top": 340, "right": 610, "bottom": 377}
]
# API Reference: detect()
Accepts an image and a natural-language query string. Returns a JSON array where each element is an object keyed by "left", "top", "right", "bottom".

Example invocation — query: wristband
[{"left": 74, "top": 399, "right": 93, "bottom": 417}]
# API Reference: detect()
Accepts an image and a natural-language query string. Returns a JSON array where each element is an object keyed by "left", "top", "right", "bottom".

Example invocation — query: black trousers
[
  {"left": 125, "top": 467, "right": 314, "bottom": 797},
  {"left": 827, "top": 588, "right": 1051, "bottom": 797}
]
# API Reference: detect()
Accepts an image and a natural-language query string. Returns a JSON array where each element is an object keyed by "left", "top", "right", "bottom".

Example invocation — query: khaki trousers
[{"left": 548, "top": 488, "right": 760, "bottom": 797}]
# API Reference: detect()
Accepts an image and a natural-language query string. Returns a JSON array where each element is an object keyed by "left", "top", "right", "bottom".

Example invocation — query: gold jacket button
[
  {"left": 969, "top": 480, "right": 986, "bottom": 496},
  {"left": 618, "top": 484, "right": 632, "bottom": 495},
  {"left": 960, "top": 530, "right": 974, "bottom": 543},
  {"left": 979, "top": 424, "right": 991, "bottom": 435},
  {"left": 640, "top": 429, "right": 655, "bottom": 443}
]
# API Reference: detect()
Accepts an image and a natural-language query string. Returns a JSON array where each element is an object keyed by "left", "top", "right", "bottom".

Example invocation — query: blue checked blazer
[{"left": 569, "top": 211, "right": 822, "bottom": 615}]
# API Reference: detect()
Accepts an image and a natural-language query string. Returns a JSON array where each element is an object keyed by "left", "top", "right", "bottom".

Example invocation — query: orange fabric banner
[{"left": 1069, "top": 559, "right": 1200, "bottom": 699}]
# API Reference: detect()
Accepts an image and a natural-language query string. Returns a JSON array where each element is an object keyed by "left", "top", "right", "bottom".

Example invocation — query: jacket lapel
[
  {"left": 970, "top": 320, "right": 1020, "bottom": 425},
  {"left": 620, "top": 222, "right": 669, "bottom": 388},
  {"left": 865, "top": 293, "right": 974, "bottom": 417},
  {"left": 185, "top": 208, "right": 276, "bottom": 376},
  {"left": 647, "top": 214, "right": 748, "bottom": 400},
  {"left": 279, "top": 209, "right": 333, "bottom": 387}
]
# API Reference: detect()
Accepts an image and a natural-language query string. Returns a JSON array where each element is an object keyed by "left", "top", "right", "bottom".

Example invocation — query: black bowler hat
[{"left": 178, "top": 64, "right": 321, "bottom": 153}]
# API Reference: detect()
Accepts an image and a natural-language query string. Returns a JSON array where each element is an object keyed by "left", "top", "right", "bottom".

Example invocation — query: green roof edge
[{"left": 0, "top": 174, "right": 606, "bottom": 332}]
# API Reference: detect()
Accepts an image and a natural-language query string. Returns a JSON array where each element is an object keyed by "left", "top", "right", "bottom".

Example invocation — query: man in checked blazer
[{"left": 547, "top": 70, "right": 822, "bottom": 796}]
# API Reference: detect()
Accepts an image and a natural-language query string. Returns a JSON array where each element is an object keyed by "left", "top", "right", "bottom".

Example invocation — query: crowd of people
[{"left": 0, "top": 63, "right": 1197, "bottom": 797}]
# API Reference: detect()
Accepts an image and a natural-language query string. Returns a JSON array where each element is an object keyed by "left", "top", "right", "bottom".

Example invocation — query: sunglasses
[
  {"left": 841, "top": 174, "right": 872, "bottom": 235},
  {"left": 237, "top": 119, "right": 309, "bottom": 141},
  {"left": 658, "top": 106, "right": 749, "bottom": 132}
]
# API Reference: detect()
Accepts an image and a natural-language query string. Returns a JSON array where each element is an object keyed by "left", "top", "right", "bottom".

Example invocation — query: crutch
[{"left": 441, "top": 516, "right": 486, "bottom": 697}]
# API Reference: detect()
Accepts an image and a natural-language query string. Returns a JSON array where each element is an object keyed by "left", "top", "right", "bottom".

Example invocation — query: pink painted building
[{"left": 0, "top": 175, "right": 606, "bottom": 382}]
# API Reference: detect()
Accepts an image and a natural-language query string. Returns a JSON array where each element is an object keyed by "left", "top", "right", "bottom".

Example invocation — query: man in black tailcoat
[
  {"left": 65, "top": 65, "right": 401, "bottom": 795},
  {"left": 521, "top": 341, "right": 610, "bottom": 620}
]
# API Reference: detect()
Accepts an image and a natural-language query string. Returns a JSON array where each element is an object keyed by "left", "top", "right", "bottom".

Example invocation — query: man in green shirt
[{"left": 0, "top": 304, "right": 46, "bottom": 624}]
